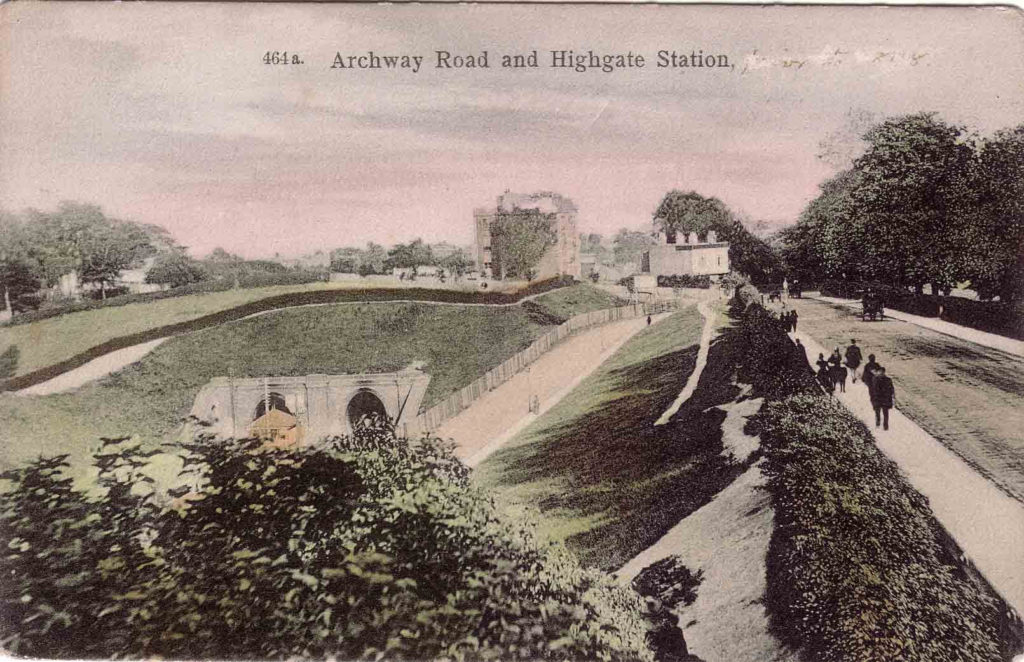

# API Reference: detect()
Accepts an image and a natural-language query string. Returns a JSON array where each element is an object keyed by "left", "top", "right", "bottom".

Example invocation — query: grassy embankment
[
  {"left": 0, "top": 285, "right": 624, "bottom": 475},
  {"left": 473, "top": 304, "right": 748, "bottom": 571},
  {"left": 786, "top": 296, "right": 1024, "bottom": 502},
  {"left": 0, "top": 277, "right": 537, "bottom": 381}
]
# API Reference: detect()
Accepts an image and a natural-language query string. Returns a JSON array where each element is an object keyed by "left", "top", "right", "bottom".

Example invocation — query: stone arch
[{"left": 347, "top": 388, "right": 388, "bottom": 430}]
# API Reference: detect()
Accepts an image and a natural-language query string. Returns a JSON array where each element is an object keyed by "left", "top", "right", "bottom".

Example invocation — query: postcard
[{"left": 1, "top": 3, "right": 1022, "bottom": 661}]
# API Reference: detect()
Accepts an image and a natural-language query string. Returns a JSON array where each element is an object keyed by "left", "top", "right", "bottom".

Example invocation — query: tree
[
  {"left": 849, "top": 113, "right": 976, "bottom": 292},
  {"left": 652, "top": 191, "right": 782, "bottom": 284},
  {"left": 612, "top": 229, "right": 656, "bottom": 266},
  {"left": 23, "top": 202, "right": 157, "bottom": 299},
  {"left": 971, "top": 125, "right": 1024, "bottom": 301},
  {"left": 779, "top": 170, "right": 862, "bottom": 284},
  {"left": 385, "top": 238, "right": 433, "bottom": 271},
  {"left": 0, "top": 212, "right": 42, "bottom": 313},
  {"left": 437, "top": 248, "right": 472, "bottom": 282},
  {"left": 363, "top": 242, "right": 387, "bottom": 275},
  {"left": 145, "top": 250, "right": 208, "bottom": 289},
  {"left": 0, "top": 430, "right": 661, "bottom": 661},
  {"left": 79, "top": 220, "right": 157, "bottom": 298},
  {"left": 489, "top": 209, "right": 557, "bottom": 280}
]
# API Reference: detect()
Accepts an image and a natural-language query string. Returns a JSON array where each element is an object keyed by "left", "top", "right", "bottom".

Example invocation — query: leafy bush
[
  {"left": 756, "top": 395, "right": 1001, "bottom": 662},
  {"left": 656, "top": 275, "right": 711, "bottom": 289},
  {"left": 0, "top": 428, "right": 658, "bottom": 661},
  {"left": 733, "top": 304, "right": 818, "bottom": 400}
]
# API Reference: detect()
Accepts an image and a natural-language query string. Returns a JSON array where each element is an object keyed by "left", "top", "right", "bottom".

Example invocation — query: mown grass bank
[
  {"left": 731, "top": 290, "right": 1014, "bottom": 661},
  {"left": 0, "top": 277, "right": 572, "bottom": 388},
  {"left": 474, "top": 304, "right": 747, "bottom": 571},
  {"left": 0, "top": 286, "right": 623, "bottom": 476}
]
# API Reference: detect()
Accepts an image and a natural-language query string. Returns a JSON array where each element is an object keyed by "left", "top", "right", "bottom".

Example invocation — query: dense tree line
[
  {"left": 0, "top": 203, "right": 171, "bottom": 310},
  {"left": 653, "top": 190, "right": 783, "bottom": 285},
  {"left": 330, "top": 240, "right": 473, "bottom": 280},
  {"left": 781, "top": 113, "right": 1024, "bottom": 301}
]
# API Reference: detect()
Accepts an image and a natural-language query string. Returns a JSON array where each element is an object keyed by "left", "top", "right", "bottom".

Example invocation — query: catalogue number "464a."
[{"left": 263, "top": 51, "right": 304, "bottom": 65}]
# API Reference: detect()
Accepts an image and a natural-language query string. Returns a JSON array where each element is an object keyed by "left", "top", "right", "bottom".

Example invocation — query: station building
[{"left": 641, "top": 229, "right": 730, "bottom": 280}]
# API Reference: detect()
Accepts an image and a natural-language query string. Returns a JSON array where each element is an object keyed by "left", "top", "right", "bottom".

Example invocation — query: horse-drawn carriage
[
  {"left": 789, "top": 279, "right": 803, "bottom": 299},
  {"left": 861, "top": 290, "right": 884, "bottom": 321}
]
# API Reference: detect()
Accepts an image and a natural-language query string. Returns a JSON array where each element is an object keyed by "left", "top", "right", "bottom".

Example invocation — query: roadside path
[
  {"left": 655, "top": 299, "right": 714, "bottom": 425},
  {"left": 808, "top": 293, "right": 1023, "bottom": 358},
  {"left": 795, "top": 328, "right": 1024, "bottom": 618},
  {"left": 439, "top": 311, "right": 673, "bottom": 467}
]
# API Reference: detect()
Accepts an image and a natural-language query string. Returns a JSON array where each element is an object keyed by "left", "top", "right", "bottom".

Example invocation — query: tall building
[{"left": 473, "top": 190, "right": 581, "bottom": 280}]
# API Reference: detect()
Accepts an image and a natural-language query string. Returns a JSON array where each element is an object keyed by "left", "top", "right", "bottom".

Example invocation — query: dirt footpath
[{"left": 438, "top": 312, "right": 672, "bottom": 466}]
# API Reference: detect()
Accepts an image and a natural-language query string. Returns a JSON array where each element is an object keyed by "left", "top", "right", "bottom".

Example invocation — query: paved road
[
  {"left": 795, "top": 328, "right": 1024, "bottom": 619},
  {"left": 781, "top": 296, "right": 1024, "bottom": 505},
  {"left": 438, "top": 312, "right": 673, "bottom": 467},
  {"left": 808, "top": 293, "right": 1023, "bottom": 358}
]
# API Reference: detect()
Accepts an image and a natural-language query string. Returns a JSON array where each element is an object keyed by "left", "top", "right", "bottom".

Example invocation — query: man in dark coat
[
  {"left": 844, "top": 339, "right": 863, "bottom": 383},
  {"left": 862, "top": 353, "right": 881, "bottom": 393},
  {"left": 871, "top": 366, "right": 895, "bottom": 430},
  {"left": 790, "top": 310, "right": 799, "bottom": 333}
]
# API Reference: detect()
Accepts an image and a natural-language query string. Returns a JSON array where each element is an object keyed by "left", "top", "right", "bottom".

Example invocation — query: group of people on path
[{"left": 801, "top": 337, "right": 897, "bottom": 431}]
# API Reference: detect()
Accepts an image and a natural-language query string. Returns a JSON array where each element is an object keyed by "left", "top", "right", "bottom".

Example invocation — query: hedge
[
  {"left": 655, "top": 274, "right": 711, "bottom": 289},
  {"left": 820, "top": 279, "right": 1024, "bottom": 340},
  {"left": 0, "top": 426, "right": 660, "bottom": 660},
  {"left": 0, "top": 276, "right": 575, "bottom": 393},
  {"left": 731, "top": 294, "right": 1008, "bottom": 661}
]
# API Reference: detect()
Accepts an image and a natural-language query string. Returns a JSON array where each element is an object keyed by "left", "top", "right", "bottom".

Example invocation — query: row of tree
[
  {"left": 329, "top": 239, "right": 474, "bottom": 279},
  {"left": 0, "top": 202, "right": 174, "bottom": 310},
  {"left": 780, "top": 113, "right": 1024, "bottom": 302}
]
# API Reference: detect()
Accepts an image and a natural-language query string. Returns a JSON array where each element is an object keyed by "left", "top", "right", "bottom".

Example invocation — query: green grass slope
[
  {"left": 473, "top": 306, "right": 745, "bottom": 570},
  {"left": 0, "top": 285, "right": 622, "bottom": 476}
]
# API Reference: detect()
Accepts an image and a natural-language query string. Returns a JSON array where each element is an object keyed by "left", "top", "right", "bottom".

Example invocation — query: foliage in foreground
[
  {"left": 0, "top": 428, "right": 657, "bottom": 661},
  {"left": 757, "top": 395, "right": 1002, "bottom": 662},
  {"left": 731, "top": 295, "right": 1004, "bottom": 661}
]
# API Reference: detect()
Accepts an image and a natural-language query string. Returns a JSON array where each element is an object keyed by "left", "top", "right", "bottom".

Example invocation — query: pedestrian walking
[
  {"left": 647, "top": 314, "right": 652, "bottom": 326},
  {"left": 816, "top": 353, "right": 829, "bottom": 374},
  {"left": 844, "top": 339, "right": 863, "bottom": 383},
  {"left": 790, "top": 310, "right": 799, "bottom": 332},
  {"left": 829, "top": 346, "right": 843, "bottom": 368},
  {"left": 830, "top": 363, "right": 848, "bottom": 393},
  {"left": 871, "top": 366, "right": 895, "bottom": 430},
  {"left": 818, "top": 365, "right": 835, "bottom": 396},
  {"left": 863, "top": 353, "right": 881, "bottom": 395}
]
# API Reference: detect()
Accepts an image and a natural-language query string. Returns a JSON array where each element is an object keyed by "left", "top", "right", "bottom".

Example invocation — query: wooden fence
[{"left": 414, "top": 301, "right": 675, "bottom": 432}]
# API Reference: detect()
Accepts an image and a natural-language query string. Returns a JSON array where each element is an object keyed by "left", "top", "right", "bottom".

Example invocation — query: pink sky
[{"left": 1, "top": 3, "right": 1022, "bottom": 258}]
